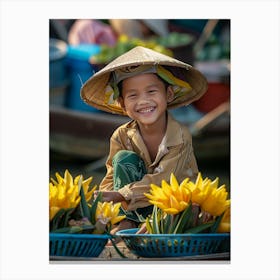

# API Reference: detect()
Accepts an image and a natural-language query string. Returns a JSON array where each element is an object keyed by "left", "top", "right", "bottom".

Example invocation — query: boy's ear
[{"left": 166, "top": 86, "right": 175, "bottom": 103}]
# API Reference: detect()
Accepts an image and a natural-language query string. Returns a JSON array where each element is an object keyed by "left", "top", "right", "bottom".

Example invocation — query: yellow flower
[
  {"left": 49, "top": 206, "right": 60, "bottom": 222},
  {"left": 200, "top": 180, "right": 230, "bottom": 217},
  {"left": 184, "top": 173, "right": 230, "bottom": 217},
  {"left": 217, "top": 207, "right": 231, "bottom": 233},
  {"left": 144, "top": 173, "right": 191, "bottom": 215},
  {"left": 74, "top": 175, "right": 95, "bottom": 202},
  {"left": 95, "top": 201, "right": 126, "bottom": 226},
  {"left": 186, "top": 173, "right": 212, "bottom": 205},
  {"left": 49, "top": 169, "right": 96, "bottom": 220}
]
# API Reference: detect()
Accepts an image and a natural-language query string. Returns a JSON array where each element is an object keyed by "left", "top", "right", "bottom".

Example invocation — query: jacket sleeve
[{"left": 99, "top": 132, "right": 124, "bottom": 191}]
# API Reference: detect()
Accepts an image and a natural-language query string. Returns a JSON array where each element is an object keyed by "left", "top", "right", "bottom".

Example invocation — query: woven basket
[
  {"left": 49, "top": 233, "right": 109, "bottom": 258},
  {"left": 116, "top": 228, "right": 230, "bottom": 258}
]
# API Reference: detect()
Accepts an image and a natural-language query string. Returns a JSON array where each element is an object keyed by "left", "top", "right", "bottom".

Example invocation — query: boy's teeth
[{"left": 139, "top": 107, "right": 154, "bottom": 113}]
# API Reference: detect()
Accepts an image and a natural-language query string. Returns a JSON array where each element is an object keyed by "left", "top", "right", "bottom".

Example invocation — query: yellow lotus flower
[
  {"left": 200, "top": 179, "right": 230, "bottom": 217},
  {"left": 144, "top": 172, "right": 231, "bottom": 234},
  {"left": 74, "top": 175, "right": 96, "bottom": 202},
  {"left": 95, "top": 201, "right": 126, "bottom": 226},
  {"left": 144, "top": 173, "right": 191, "bottom": 215},
  {"left": 184, "top": 173, "right": 230, "bottom": 217},
  {"left": 186, "top": 173, "right": 212, "bottom": 205},
  {"left": 217, "top": 207, "right": 230, "bottom": 233},
  {"left": 49, "top": 169, "right": 96, "bottom": 220}
]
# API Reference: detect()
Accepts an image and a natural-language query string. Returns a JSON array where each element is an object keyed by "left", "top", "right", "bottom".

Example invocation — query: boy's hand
[{"left": 94, "top": 190, "right": 125, "bottom": 203}]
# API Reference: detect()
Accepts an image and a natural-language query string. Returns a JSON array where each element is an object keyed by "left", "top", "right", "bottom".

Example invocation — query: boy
[{"left": 81, "top": 46, "right": 208, "bottom": 232}]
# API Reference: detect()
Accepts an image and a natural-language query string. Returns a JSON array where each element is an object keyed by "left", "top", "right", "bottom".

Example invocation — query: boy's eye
[{"left": 127, "top": 93, "right": 136, "bottom": 99}]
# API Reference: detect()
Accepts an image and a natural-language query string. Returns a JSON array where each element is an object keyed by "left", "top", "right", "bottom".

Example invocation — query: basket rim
[
  {"left": 116, "top": 228, "right": 230, "bottom": 238},
  {"left": 49, "top": 232, "right": 110, "bottom": 240}
]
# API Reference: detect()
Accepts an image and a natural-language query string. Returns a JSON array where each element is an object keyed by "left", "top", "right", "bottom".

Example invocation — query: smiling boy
[{"left": 81, "top": 46, "right": 208, "bottom": 232}]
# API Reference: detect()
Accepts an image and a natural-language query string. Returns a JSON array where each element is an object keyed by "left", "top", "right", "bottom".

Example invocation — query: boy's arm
[{"left": 118, "top": 141, "right": 198, "bottom": 211}]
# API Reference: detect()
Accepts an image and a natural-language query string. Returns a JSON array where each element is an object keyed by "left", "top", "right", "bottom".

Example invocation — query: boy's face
[{"left": 119, "top": 73, "right": 174, "bottom": 126}]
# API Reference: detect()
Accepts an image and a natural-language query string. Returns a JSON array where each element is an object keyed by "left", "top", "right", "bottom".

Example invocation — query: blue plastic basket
[
  {"left": 49, "top": 233, "right": 109, "bottom": 258},
  {"left": 116, "top": 228, "right": 230, "bottom": 258}
]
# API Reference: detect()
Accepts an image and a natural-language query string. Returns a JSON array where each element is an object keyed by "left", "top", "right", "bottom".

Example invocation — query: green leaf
[
  {"left": 145, "top": 217, "right": 153, "bottom": 234},
  {"left": 134, "top": 211, "right": 146, "bottom": 223},
  {"left": 169, "top": 213, "right": 181, "bottom": 234},
  {"left": 79, "top": 179, "right": 91, "bottom": 221},
  {"left": 108, "top": 234, "right": 127, "bottom": 258},
  {"left": 163, "top": 214, "right": 172, "bottom": 233},
  {"left": 62, "top": 208, "right": 75, "bottom": 228},
  {"left": 184, "top": 222, "right": 214, "bottom": 233},
  {"left": 90, "top": 192, "right": 102, "bottom": 224},
  {"left": 50, "top": 208, "right": 75, "bottom": 231},
  {"left": 160, "top": 209, "right": 164, "bottom": 233},
  {"left": 157, "top": 209, "right": 163, "bottom": 234},
  {"left": 50, "top": 208, "right": 65, "bottom": 229},
  {"left": 173, "top": 204, "right": 193, "bottom": 234},
  {"left": 52, "top": 226, "right": 83, "bottom": 234},
  {"left": 210, "top": 212, "right": 225, "bottom": 233},
  {"left": 152, "top": 206, "right": 160, "bottom": 234},
  {"left": 51, "top": 224, "right": 95, "bottom": 234}
]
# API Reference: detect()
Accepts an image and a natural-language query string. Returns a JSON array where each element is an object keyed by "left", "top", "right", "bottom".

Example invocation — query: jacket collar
[
  {"left": 127, "top": 113, "right": 184, "bottom": 165},
  {"left": 165, "top": 113, "right": 184, "bottom": 147}
]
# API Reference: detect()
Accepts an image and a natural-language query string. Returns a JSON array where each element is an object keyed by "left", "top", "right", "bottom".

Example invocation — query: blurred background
[{"left": 49, "top": 19, "right": 230, "bottom": 192}]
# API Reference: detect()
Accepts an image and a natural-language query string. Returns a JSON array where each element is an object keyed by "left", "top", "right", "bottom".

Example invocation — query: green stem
[
  {"left": 108, "top": 234, "right": 127, "bottom": 259},
  {"left": 168, "top": 215, "right": 175, "bottom": 234}
]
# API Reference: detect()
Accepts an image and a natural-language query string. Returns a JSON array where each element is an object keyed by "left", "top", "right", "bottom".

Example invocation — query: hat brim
[{"left": 81, "top": 46, "right": 208, "bottom": 115}]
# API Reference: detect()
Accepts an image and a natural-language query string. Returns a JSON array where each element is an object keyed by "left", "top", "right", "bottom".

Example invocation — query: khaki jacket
[{"left": 99, "top": 113, "right": 198, "bottom": 210}]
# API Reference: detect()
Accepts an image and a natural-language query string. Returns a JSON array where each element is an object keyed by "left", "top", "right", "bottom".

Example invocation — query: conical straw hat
[{"left": 81, "top": 46, "right": 208, "bottom": 115}]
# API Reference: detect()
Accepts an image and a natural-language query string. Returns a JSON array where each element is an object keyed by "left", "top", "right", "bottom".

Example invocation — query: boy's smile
[{"left": 137, "top": 106, "right": 156, "bottom": 114}]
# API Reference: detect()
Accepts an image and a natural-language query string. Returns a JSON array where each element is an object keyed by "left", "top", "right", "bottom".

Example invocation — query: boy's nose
[
  {"left": 137, "top": 92, "right": 151, "bottom": 104},
  {"left": 137, "top": 98, "right": 150, "bottom": 105}
]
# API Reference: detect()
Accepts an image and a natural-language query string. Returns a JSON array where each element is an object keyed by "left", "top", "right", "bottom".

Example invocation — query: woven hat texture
[{"left": 81, "top": 46, "right": 208, "bottom": 115}]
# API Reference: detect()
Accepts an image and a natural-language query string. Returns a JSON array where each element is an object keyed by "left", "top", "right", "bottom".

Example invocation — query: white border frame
[{"left": 1, "top": 1, "right": 279, "bottom": 279}]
